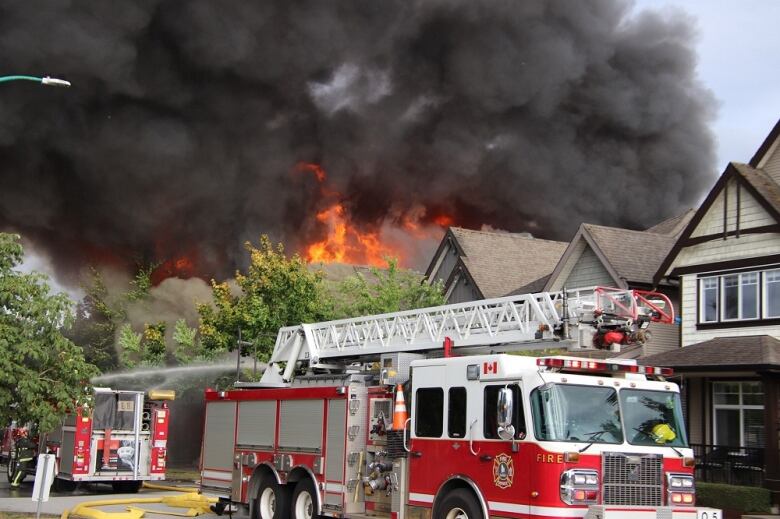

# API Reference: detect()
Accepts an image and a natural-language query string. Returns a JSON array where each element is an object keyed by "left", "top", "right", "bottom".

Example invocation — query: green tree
[
  {"left": 332, "top": 258, "right": 445, "bottom": 318},
  {"left": 117, "top": 323, "right": 142, "bottom": 368},
  {"left": 198, "top": 236, "right": 329, "bottom": 361},
  {"left": 66, "top": 268, "right": 123, "bottom": 372},
  {"left": 172, "top": 318, "right": 199, "bottom": 364},
  {"left": 0, "top": 233, "right": 99, "bottom": 432}
]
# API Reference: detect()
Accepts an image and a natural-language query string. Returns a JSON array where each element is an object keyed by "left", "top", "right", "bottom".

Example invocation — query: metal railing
[{"left": 691, "top": 443, "right": 765, "bottom": 487}]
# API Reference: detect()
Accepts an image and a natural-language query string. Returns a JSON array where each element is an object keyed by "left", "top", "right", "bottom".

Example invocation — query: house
[
  {"left": 424, "top": 227, "right": 567, "bottom": 303},
  {"left": 542, "top": 212, "right": 693, "bottom": 357},
  {"left": 648, "top": 118, "right": 780, "bottom": 497}
]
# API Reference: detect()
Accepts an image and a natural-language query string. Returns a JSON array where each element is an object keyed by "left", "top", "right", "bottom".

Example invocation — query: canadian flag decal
[{"left": 483, "top": 361, "right": 498, "bottom": 375}]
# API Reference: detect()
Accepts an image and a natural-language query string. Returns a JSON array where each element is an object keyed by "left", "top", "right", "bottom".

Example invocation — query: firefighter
[{"left": 10, "top": 428, "right": 35, "bottom": 488}]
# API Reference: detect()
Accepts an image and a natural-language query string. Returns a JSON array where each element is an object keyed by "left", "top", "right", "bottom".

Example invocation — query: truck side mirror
[{"left": 497, "top": 387, "right": 515, "bottom": 441}]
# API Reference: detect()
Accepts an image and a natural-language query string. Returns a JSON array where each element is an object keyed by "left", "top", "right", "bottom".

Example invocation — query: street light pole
[{"left": 0, "top": 75, "right": 71, "bottom": 87}]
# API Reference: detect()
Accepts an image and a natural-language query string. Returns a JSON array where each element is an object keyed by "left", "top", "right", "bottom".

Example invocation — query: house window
[
  {"left": 765, "top": 270, "right": 780, "bottom": 317},
  {"left": 699, "top": 269, "right": 778, "bottom": 323},
  {"left": 712, "top": 381, "right": 764, "bottom": 448},
  {"left": 701, "top": 277, "right": 718, "bottom": 322}
]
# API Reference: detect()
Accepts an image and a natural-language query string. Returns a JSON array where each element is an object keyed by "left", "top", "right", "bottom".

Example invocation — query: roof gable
[
  {"left": 546, "top": 216, "right": 686, "bottom": 291},
  {"left": 654, "top": 162, "right": 780, "bottom": 284},
  {"left": 446, "top": 227, "right": 567, "bottom": 299},
  {"left": 750, "top": 118, "right": 780, "bottom": 168}
]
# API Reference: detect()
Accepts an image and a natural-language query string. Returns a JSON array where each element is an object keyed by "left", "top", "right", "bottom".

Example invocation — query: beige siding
[
  {"left": 739, "top": 183, "right": 776, "bottom": 227},
  {"left": 690, "top": 178, "right": 774, "bottom": 239},
  {"left": 642, "top": 295, "right": 681, "bottom": 355},
  {"left": 765, "top": 151, "right": 780, "bottom": 184},
  {"left": 562, "top": 245, "right": 615, "bottom": 289},
  {"left": 691, "top": 186, "right": 726, "bottom": 237},
  {"left": 680, "top": 273, "right": 780, "bottom": 347},
  {"left": 675, "top": 233, "right": 780, "bottom": 269}
]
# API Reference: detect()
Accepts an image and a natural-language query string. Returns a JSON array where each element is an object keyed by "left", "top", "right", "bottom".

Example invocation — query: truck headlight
[
  {"left": 561, "top": 469, "right": 599, "bottom": 505},
  {"left": 667, "top": 473, "right": 695, "bottom": 506}
]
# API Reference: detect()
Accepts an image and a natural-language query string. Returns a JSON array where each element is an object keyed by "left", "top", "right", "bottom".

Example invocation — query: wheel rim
[
  {"left": 294, "top": 490, "right": 313, "bottom": 519},
  {"left": 258, "top": 487, "right": 276, "bottom": 519},
  {"left": 445, "top": 507, "right": 469, "bottom": 519}
]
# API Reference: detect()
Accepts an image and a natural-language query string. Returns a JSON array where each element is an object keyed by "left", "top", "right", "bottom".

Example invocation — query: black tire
[
  {"left": 253, "top": 474, "right": 290, "bottom": 519},
  {"left": 290, "top": 478, "right": 317, "bottom": 519},
  {"left": 435, "top": 489, "right": 483, "bottom": 519},
  {"left": 52, "top": 477, "right": 78, "bottom": 492},
  {"left": 111, "top": 480, "right": 142, "bottom": 493}
]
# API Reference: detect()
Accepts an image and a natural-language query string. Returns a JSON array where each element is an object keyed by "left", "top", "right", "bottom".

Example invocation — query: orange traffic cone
[{"left": 393, "top": 384, "right": 408, "bottom": 430}]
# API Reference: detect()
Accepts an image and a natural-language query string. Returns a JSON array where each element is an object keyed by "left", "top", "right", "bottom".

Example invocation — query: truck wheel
[
  {"left": 52, "top": 478, "right": 78, "bottom": 492},
  {"left": 111, "top": 480, "right": 142, "bottom": 493},
  {"left": 254, "top": 474, "right": 290, "bottom": 519},
  {"left": 291, "top": 478, "right": 317, "bottom": 519},
  {"left": 435, "top": 489, "right": 483, "bottom": 519}
]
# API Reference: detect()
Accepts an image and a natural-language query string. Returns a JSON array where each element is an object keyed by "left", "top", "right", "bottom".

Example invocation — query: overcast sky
[{"left": 633, "top": 0, "right": 780, "bottom": 171}]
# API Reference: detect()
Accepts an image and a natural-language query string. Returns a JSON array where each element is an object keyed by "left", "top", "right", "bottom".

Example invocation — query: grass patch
[{"left": 697, "top": 482, "right": 771, "bottom": 514}]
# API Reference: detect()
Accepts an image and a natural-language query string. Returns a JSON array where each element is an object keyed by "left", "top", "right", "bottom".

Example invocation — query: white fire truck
[
  {"left": 6, "top": 387, "right": 174, "bottom": 492},
  {"left": 200, "top": 287, "right": 720, "bottom": 519}
]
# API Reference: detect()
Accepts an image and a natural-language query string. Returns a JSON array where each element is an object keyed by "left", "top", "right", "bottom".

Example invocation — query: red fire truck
[
  {"left": 5, "top": 387, "right": 174, "bottom": 492},
  {"left": 200, "top": 287, "right": 720, "bottom": 519}
]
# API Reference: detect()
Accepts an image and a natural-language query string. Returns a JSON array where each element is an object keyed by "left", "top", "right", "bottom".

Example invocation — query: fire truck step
[{"left": 346, "top": 514, "right": 391, "bottom": 519}]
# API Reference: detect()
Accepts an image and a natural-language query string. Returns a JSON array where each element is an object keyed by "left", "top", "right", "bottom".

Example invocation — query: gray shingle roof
[
  {"left": 645, "top": 209, "right": 695, "bottom": 236},
  {"left": 732, "top": 162, "right": 780, "bottom": 217},
  {"left": 449, "top": 227, "right": 567, "bottom": 298},
  {"left": 641, "top": 336, "right": 780, "bottom": 370},
  {"left": 583, "top": 224, "right": 681, "bottom": 285}
]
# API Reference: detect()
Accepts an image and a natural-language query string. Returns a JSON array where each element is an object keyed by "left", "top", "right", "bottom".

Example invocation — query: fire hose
[{"left": 60, "top": 484, "right": 216, "bottom": 519}]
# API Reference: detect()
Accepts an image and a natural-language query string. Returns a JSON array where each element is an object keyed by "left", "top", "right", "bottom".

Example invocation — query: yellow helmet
[{"left": 651, "top": 423, "right": 676, "bottom": 444}]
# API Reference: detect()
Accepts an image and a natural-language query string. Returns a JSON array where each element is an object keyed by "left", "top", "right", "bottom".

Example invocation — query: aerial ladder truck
[{"left": 200, "top": 286, "right": 720, "bottom": 519}]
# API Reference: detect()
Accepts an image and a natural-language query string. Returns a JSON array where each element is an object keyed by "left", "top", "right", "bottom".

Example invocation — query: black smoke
[{"left": 0, "top": 0, "right": 715, "bottom": 281}]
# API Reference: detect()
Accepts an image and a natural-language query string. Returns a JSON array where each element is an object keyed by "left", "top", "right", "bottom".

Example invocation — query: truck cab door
[{"left": 408, "top": 365, "right": 446, "bottom": 505}]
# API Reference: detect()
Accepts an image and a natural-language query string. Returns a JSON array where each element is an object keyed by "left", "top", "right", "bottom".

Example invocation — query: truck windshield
[
  {"left": 621, "top": 389, "right": 688, "bottom": 447},
  {"left": 531, "top": 384, "right": 623, "bottom": 444}
]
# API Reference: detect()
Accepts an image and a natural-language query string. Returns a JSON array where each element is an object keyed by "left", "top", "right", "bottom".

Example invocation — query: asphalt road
[{"left": 0, "top": 465, "right": 234, "bottom": 518}]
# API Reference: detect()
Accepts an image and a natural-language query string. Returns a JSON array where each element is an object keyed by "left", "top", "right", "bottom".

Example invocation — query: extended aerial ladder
[{"left": 259, "top": 286, "right": 674, "bottom": 386}]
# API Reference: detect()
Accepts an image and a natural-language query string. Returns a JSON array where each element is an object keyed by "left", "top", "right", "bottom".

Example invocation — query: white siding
[
  {"left": 562, "top": 245, "right": 615, "bottom": 288},
  {"left": 690, "top": 178, "right": 774, "bottom": 239},
  {"left": 675, "top": 232, "right": 780, "bottom": 269},
  {"left": 680, "top": 273, "right": 780, "bottom": 347}
]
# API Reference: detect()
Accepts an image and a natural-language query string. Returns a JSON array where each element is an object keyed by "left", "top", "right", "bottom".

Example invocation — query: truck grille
[{"left": 602, "top": 452, "right": 663, "bottom": 506}]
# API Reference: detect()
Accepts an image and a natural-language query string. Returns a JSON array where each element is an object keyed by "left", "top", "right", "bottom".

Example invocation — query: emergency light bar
[{"left": 536, "top": 357, "right": 673, "bottom": 377}]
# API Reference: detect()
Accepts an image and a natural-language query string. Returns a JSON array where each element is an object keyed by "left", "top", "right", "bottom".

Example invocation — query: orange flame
[{"left": 296, "top": 162, "right": 455, "bottom": 267}]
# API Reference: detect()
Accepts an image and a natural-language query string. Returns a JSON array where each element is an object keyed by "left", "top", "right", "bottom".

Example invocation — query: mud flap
[{"left": 585, "top": 506, "right": 722, "bottom": 519}]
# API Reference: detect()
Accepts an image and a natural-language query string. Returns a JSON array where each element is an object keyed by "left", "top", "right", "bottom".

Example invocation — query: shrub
[{"left": 696, "top": 482, "right": 771, "bottom": 514}]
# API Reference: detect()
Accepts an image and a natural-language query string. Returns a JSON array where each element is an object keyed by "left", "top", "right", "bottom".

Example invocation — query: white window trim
[
  {"left": 700, "top": 277, "right": 719, "bottom": 323},
  {"left": 763, "top": 269, "right": 780, "bottom": 318},
  {"left": 698, "top": 268, "right": 779, "bottom": 323},
  {"left": 712, "top": 381, "right": 764, "bottom": 448},
  {"left": 720, "top": 273, "right": 759, "bottom": 322}
]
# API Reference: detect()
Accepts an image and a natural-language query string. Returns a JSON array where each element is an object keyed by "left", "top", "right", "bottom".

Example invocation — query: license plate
[{"left": 697, "top": 509, "right": 721, "bottom": 519}]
